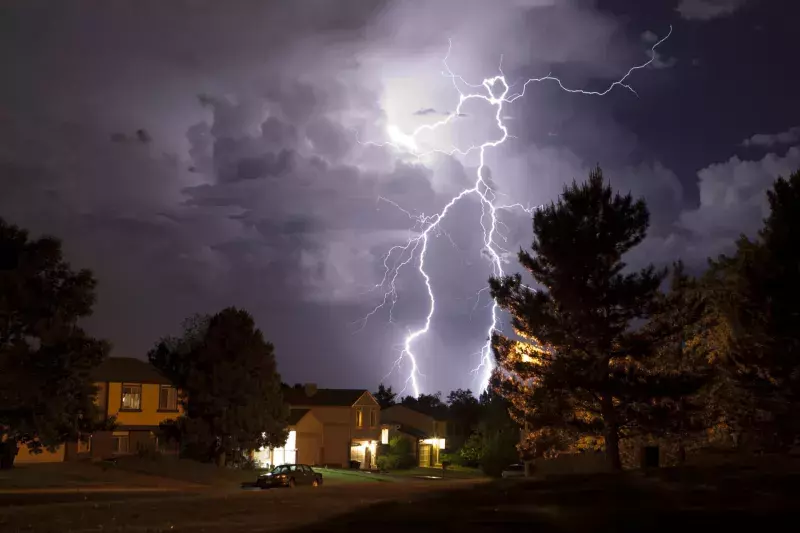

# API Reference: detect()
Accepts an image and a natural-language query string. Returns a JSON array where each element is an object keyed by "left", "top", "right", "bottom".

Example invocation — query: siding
[{"left": 105, "top": 382, "right": 182, "bottom": 427}]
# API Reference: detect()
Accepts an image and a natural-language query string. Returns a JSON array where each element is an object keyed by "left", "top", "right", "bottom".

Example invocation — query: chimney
[{"left": 304, "top": 383, "right": 318, "bottom": 397}]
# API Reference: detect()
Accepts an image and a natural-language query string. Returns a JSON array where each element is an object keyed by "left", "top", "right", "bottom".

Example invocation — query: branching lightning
[{"left": 358, "top": 27, "right": 672, "bottom": 397}]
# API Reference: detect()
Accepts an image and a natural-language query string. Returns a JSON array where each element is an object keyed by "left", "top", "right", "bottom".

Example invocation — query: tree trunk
[
  {"left": 601, "top": 395, "right": 622, "bottom": 471},
  {"left": 677, "top": 442, "right": 686, "bottom": 465},
  {"left": 215, "top": 449, "right": 226, "bottom": 468}
]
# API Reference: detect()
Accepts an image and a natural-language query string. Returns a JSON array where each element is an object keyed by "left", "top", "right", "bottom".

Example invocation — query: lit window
[
  {"left": 370, "top": 409, "right": 377, "bottom": 428},
  {"left": 159, "top": 385, "right": 178, "bottom": 411},
  {"left": 121, "top": 384, "right": 141, "bottom": 410},
  {"left": 381, "top": 428, "right": 389, "bottom": 445},
  {"left": 356, "top": 408, "right": 363, "bottom": 428}
]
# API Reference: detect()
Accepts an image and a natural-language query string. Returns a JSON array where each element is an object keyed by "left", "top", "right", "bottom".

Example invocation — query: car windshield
[{"left": 271, "top": 465, "right": 289, "bottom": 474}]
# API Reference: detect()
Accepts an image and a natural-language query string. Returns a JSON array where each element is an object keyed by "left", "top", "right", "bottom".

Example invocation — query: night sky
[{"left": 2, "top": 0, "right": 798, "bottom": 395}]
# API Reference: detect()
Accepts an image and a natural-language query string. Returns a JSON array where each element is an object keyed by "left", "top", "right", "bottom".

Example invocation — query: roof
[
  {"left": 394, "top": 424, "right": 429, "bottom": 439},
  {"left": 288, "top": 409, "right": 311, "bottom": 425},
  {"left": 282, "top": 387, "right": 370, "bottom": 407},
  {"left": 91, "top": 357, "right": 173, "bottom": 385}
]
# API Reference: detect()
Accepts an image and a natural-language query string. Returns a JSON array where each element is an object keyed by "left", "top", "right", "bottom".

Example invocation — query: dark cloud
[
  {"left": 676, "top": 0, "right": 749, "bottom": 20},
  {"left": 0, "top": 0, "right": 794, "bottom": 394}
]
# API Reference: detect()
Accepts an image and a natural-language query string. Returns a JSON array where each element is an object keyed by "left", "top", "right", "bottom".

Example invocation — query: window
[
  {"left": 121, "top": 384, "right": 142, "bottom": 410},
  {"left": 381, "top": 428, "right": 389, "bottom": 445},
  {"left": 77, "top": 436, "right": 91, "bottom": 454},
  {"left": 112, "top": 432, "right": 130, "bottom": 454},
  {"left": 369, "top": 409, "right": 377, "bottom": 428},
  {"left": 159, "top": 385, "right": 178, "bottom": 411},
  {"left": 356, "top": 408, "right": 363, "bottom": 428}
]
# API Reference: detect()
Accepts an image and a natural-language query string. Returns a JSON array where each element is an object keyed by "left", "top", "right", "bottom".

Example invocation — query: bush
[{"left": 377, "top": 454, "right": 399, "bottom": 470}]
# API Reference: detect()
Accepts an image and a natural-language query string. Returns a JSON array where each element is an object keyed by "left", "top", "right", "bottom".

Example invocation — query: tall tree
[
  {"left": 0, "top": 218, "right": 109, "bottom": 468},
  {"left": 490, "top": 167, "right": 696, "bottom": 470},
  {"left": 447, "top": 389, "right": 480, "bottom": 447},
  {"left": 702, "top": 169, "right": 800, "bottom": 450},
  {"left": 149, "top": 307, "right": 288, "bottom": 466},
  {"left": 401, "top": 392, "right": 448, "bottom": 419},
  {"left": 373, "top": 383, "right": 397, "bottom": 409}
]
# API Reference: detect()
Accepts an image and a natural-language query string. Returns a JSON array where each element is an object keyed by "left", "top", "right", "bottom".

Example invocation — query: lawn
[
  {"left": 0, "top": 461, "right": 187, "bottom": 490},
  {"left": 314, "top": 467, "right": 397, "bottom": 484},
  {"left": 2, "top": 462, "right": 799, "bottom": 531},
  {"left": 386, "top": 466, "right": 487, "bottom": 479}
]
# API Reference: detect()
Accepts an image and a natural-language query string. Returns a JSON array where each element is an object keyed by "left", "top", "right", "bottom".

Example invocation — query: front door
[
  {"left": 364, "top": 446, "right": 372, "bottom": 469},
  {"left": 419, "top": 444, "right": 432, "bottom": 467}
]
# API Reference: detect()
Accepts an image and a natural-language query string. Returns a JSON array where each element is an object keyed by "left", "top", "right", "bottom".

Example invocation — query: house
[
  {"left": 15, "top": 357, "right": 182, "bottom": 463},
  {"left": 381, "top": 404, "right": 448, "bottom": 467},
  {"left": 253, "top": 384, "right": 383, "bottom": 469},
  {"left": 89, "top": 357, "right": 182, "bottom": 458}
]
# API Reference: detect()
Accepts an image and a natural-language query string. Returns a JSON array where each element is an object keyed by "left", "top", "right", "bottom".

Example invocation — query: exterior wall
[
  {"left": 534, "top": 452, "right": 609, "bottom": 476},
  {"left": 321, "top": 423, "right": 350, "bottom": 467},
  {"left": 105, "top": 382, "right": 182, "bottom": 427},
  {"left": 91, "top": 431, "right": 115, "bottom": 459},
  {"left": 352, "top": 393, "right": 381, "bottom": 441},
  {"left": 295, "top": 413, "right": 324, "bottom": 465},
  {"left": 15, "top": 444, "right": 65, "bottom": 464}
]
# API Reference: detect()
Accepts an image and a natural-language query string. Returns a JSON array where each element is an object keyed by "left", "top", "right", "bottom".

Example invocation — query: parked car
[
  {"left": 256, "top": 464, "right": 323, "bottom": 488},
  {"left": 501, "top": 463, "right": 526, "bottom": 478}
]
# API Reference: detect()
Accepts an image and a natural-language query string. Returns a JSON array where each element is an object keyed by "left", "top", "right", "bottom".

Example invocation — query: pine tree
[
  {"left": 702, "top": 169, "right": 800, "bottom": 450},
  {"left": 490, "top": 167, "right": 701, "bottom": 469}
]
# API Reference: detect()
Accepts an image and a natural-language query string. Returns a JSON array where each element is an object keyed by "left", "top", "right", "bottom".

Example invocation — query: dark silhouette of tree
[
  {"left": 702, "top": 169, "right": 800, "bottom": 450},
  {"left": 373, "top": 383, "right": 397, "bottom": 409},
  {"left": 447, "top": 389, "right": 480, "bottom": 448},
  {"left": 0, "top": 218, "right": 109, "bottom": 468},
  {"left": 149, "top": 307, "right": 288, "bottom": 466},
  {"left": 490, "top": 167, "right": 698, "bottom": 470},
  {"left": 401, "top": 392, "right": 448, "bottom": 419}
]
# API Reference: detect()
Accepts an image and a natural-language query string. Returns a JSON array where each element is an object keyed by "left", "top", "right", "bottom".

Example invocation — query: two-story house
[
  {"left": 15, "top": 357, "right": 182, "bottom": 463},
  {"left": 89, "top": 357, "right": 183, "bottom": 458},
  {"left": 381, "top": 404, "right": 448, "bottom": 467},
  {"left": 253, "top": 384, "right": 383, "bottom": 469}
]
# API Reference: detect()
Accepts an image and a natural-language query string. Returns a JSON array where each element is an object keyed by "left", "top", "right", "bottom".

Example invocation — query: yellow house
[
  {"left": 254, "top": 384, "right": 382, "bottom": 469},
  {"left": 90, "top": 357, "right": 183, "bottom": 457},
  {"left": 15, "top": 357, "right": 182, "bottom": 463},
  {"left": 381, "top": 404, "right": 448, "bottom": 466}
]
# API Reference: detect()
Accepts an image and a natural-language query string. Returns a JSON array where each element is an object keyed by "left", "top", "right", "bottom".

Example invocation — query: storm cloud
[{"left": 1, "top": 0, "right": 797, "bottom": 394}]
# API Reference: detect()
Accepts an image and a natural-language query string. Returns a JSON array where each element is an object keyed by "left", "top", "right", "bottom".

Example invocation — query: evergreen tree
[
  {"left": 490, "top": 167, "right": 700, "bottom": 469},
  {"left": 702, "top": 169, "right": 800, "bottom": 450},
  {"left": 373, "top": 383, "right": 397, "bottom": 409},
  {"left": 149, "top": 307, "right": 288, "bottom": 465},
  {"left": 0, "top": 218, "right": 109, "bottom": 468}
]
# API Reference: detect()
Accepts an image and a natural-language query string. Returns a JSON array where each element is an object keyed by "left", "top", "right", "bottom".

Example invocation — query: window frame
[
  {"left": 120, "top": 383, "right": 142, "bottom": 411},
  {"left": 356, "top": 408, "right": 364, "bottom": 428},
  {"left": 112, "top": 433, "right": 130, "bottom": 454},
  {"left": 158, "top": 385, "right": 178, "bottom": 412},
  {"left": 369, "top": 408, "right": 377, "bottom": 428}
]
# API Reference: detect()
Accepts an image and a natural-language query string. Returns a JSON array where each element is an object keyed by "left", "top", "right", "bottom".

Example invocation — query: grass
[
  {"left": 314, "top": 467, "right": 397, "bottom": 484},
  {"left": 3, "top": 461, "right": 800, "bottom": 531},
  {"left": 105, "top": 455, "right": 265, "bottom": 487},
  {"left": 0, "top": 461, "right": 174, "bottom": 490},
  {"left": 386, "top": 466, "right": 487, "bottom": 479}
]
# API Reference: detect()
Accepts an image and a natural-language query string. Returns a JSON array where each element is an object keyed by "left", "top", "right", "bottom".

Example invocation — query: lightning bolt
[{"left": 358, "top": 27, "right": 672, "bottom": 397}]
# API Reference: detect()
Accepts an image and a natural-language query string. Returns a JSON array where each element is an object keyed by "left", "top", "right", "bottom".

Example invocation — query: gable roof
[
  {"left": 287, "top": 409, "right": 311, "bottom": 426},
  {"left": 91, "top": 357, "right": 173, "bottom": 385},
  {"left": 282, "top": 387, "right": 371, "bottom": 407}
]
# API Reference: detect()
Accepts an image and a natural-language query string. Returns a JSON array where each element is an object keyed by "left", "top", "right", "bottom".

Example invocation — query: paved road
[{"left": 0, "top": 479, "right": 482, "bottom": 531}]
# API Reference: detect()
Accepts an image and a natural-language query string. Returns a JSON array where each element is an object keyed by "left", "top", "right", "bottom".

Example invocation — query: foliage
[
  {"left": 700, "top": 169, "right": 800, "bottom": 450},
  {"left": 0, "top": 218, "right": 109, "bottom": 469},
  {"left": 373, "top": 383, "right": 397, "bottom": 409},
  {"left": 446, "top": 389, "right": 480, "bottom": 448},
  {"left": 379, "top": 436, "right": 415, "bottom": 470},
  {"left": 149, "top": 307, "right": 289, "bottom": 465},
  {"left": 401, "top": 392, "right": 448, "bottom": 419},
  {"left": 490, "top": 167, "right": 704, "bottom": 470}
]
